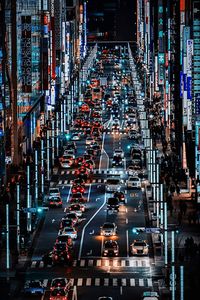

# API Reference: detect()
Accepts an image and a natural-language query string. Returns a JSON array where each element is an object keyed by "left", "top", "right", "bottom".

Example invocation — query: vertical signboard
[
  {"left": 21, "top": 16, "right": 32, "bottom": 93},
  {"left": 41, "top": 12, "right": 49, "bottom": 90},
  {"left": 195, "top": 119, "right": 200, "bottom": 179},
  {"left": 158, "top": 1, "right": 165, "bottom": 86}
]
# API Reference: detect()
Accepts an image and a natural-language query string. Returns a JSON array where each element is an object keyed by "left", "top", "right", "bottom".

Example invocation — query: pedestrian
[{"left": 176, "top": 184, "right": 180, "bottom": 195}]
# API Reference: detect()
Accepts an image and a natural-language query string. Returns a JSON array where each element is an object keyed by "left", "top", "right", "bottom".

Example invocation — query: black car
[
  {"left": 103, "top": 240, "right": 119, "bottom": 256},
  {"left": 114, "top": 191, "right": 125, "bottom": 203},
  {"left": 52, "top": 243, "right": 72, "bottom": 265},
  {"left": 112, "top": 156, "right": 123, "bottom": 167},
  {"left": 107, "top": 197, "right": 119, "bottom": 211}
]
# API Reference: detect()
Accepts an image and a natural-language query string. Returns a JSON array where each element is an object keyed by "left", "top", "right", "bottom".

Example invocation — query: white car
[
  {"left": 100, "top": 222, "right": 117, "bottom": 236},
  {"left": 63, "top": 149, "right": 76, "bottom": 156},
  {"left": 127, "top": 165, "right": 138, "bottom": 176},
  {"left": 60, "top": 159, "right": 73, "bottom": 168},
  {"left": 130, "top": 240, "right": 149, "bottom": 256},
  {"left": 126, "top": 176, "right": 141, "bottom": 189},
  {"left": 86, "top": 137, "right": 95, "bottom": 145},
  {"left": 58, "top": 227, "right": 77, "bottom": 239},
  {"left": 49, "top": 188, "right": 60, "bottom": 198},
  {"left": 66, "top": 204, "right": 83, "bottom": 217},
  {"left": 113, "top": 148, "right": 124, "bottom": 158},
  {"left": 105, "top": 178, "right": 122, "bottom": 192}
]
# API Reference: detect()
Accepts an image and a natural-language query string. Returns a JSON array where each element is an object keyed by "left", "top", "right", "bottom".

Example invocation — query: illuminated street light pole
[
  {"left": 47, "top": 129, "right": 50, "bottom": 181},
  {"left": 6, "top": 203, "right": 10, "bottom": 269},
  {"left": 16, "top": 183, "right": 20, "bottom": 252},
  {"left": 27, "top": 165, "right": 31, "bottom": 232},
  {"left": 34, "top": 149, "right": 38, "bottom": 208},
  {"left": 52, "top": 119, "right": 55, "bottom": 166},
  {"left": 56, "top": 112, "right": 59, "bottom": 157},
  {"left": 41, "top": 139, "right": 45, "bottom": 197}
]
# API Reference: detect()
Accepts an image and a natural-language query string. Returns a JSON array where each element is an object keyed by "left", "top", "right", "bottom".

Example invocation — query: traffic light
[{"left": 65, "top": 133, "right": 70, "bottom": 140}]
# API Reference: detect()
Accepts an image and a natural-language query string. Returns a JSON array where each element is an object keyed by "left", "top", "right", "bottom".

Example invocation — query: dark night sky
[{"left": 87, "top": 0, "right": 137, "bottom": 41}]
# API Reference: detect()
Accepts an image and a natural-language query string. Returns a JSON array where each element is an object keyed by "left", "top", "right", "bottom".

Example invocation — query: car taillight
[{"left": 59, "top": 201, "right": 62, "bottom": 204}]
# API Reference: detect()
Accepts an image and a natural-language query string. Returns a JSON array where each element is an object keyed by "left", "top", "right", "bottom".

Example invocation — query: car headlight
[
  {"left": 132, "top": 248, "right": 137, "bottom": 253},
  {"left": 104, "top": 250, "right": 108, "bottom": 253}
]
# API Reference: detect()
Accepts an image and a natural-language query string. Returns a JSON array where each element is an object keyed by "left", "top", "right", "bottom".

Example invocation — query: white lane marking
[
  {"left": 39, "top": 261, "right": 44, "bottom": 268},
  {"left": 113, "top": 260, "right": 118, "bottom": 267},
  {"left": 105, "top": 259, "right": 109, "bottom": 267},
  {"left": 138, "top": 260, "right": 142, "bottom": 267},
  {"left": 80, "top": 259, "right": 85, "bottom": 267},
  {"left": 121, "top": 260, "right": 126, "bottom": 267},
  {"left": 129, "top": 260, "right": 136, "bottom": 267},
  {"left": 95, "top": 278, "right": 100, "bottom": 286},
  {"left": 88, "top": 259, "right": 93, "bottom": 266},
  {"left": 66, "top": 185, "right": 72, "bottom": 203},
  {"left": 99, "top": 132, "right": 106, "bottom": 172},
  {"left": 120, "top": 286, "right": 123, "bottom": 295},
  {"left": 121, "top": 278, "right": 126, "bottom": 286},
  {"left": 104, "top": 278, "right": 109, "bottom": 286},
  {"left": 130, "top": 278, "right": 135, "bottom": 286},
  {"left": 86, "top": 278, "right": 91, "bottom": 286},
  {"left": 139, "top": 278, "right": 144, "bottom": 286},
  {"left": 113, "top": 278, "right": 118, "bottom": 286},
  {"left": 43, "top": 279, "right": 48, "bottom": 287},
  {"left": 77, "top": 278, "right": 83, "bottom": 286},
  {"left": 147, "top": 278, "right": 153, "bottom": 286},
  {"left": 78, "top": 192, "right": 106, "bottom": 260},
  {"left": 126, "top": 230, "right": 129, "bottom": 257},
  {"left": 126, "top": 218, "right": 128, "bottom": 224},
  {"left": 31, "top": 261, "right": 37, "bottom": 268},
  {"left": 73, "top": 260, "right": 77, "bottom": 267},
  {"left": 87, "top": 184, "right": 91, "bottom": 202},
  {"left": 97, "top": 259, "right": 101, "bottom": 267}
]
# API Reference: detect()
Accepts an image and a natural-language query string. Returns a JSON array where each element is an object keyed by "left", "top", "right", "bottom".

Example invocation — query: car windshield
[
  {"left": 52, "top": 279, "right": 66, "bottom": 286},
  {"left": 134, "top": 242, "right": 146, "bottom": 247},
  {"left": 108, "top": 198, "right": 118, "bottom": 204},
  {"left": 29, "top": 282, "right": 41, "bottom": 288},
  {"left": 107, "top": 179, "right": 120, "bottom": 184},
  {"left": 50, "top": 189, "right": 59, "bottom": 194},
  {"left": 51, "top": 289, "right": 66, "bottom": 296},
  {"left": 105, "top": 242, "right": 117, "bottom": 249},
  {"left": 55, "top": 244, "right": 66, "bottom": 251},
  {"left": 103, "top": 223, "right": 114, "bottom": 229}
]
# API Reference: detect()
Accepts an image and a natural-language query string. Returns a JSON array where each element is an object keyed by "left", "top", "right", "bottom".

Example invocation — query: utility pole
[
  {"left": 11, "top": 0, "right": 19, "bottom": 165},
  {"left": 6, "top": 203, "right": 10, "bottom": 269}
]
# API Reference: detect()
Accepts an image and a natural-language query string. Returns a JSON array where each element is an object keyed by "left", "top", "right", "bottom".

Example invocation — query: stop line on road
[{"left": 29, "top": 258, "right": 151, "bottom": 269}]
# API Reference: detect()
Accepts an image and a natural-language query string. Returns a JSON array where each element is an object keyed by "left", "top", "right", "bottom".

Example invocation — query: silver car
[
  {"left": 100, "top": 222, "right": 117, "bottom": 236},
  {"left": 105, "top": 178, "right": 122, "bottom": 192}
]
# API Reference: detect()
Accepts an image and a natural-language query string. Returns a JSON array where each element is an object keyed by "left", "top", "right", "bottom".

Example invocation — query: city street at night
[{"left": 0, "top": 1, "right": 200, "bottom": 300}]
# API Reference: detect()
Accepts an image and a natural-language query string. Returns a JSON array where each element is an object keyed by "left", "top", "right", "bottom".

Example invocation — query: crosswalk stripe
[
  {"left": 88, "top": 259, "right": 93, "bottom": 266},
  {"left": 129, "top": 260, "right": 136, "bottom": 267},
  {"left": 130, "top": 278, "right": 135, "bottom": 286},
  {"left": 80, "top": 259, "right": 85, "bottom": 267},
  {"left": 139, "top": 279, "right": 144, "bottom": 286},
  {"left": 24, "top": 277, "right": 154, "bottom": 287},
  {"left": 104, "top": 260, "right": 109, "bottom": 267},
  {"left": 137, "top": 260, "right": 142, "bottom": 267},
  {"left": 39, "top": 261, "right": 44, "bottom": 268},
  {"left": 43, "top": 279, "right": 48, "bottom": 287},
  {"left": 97, "top": 259, "right": 101, "bottom": 267},
  {"left": 86, "top": 278, "right": 91, "bottom": 286},
  {"left": 147, "top": 278, "right": 152, "bottom": 287},
  {"left": 29, "top": 258, "right": 152, "bottom": 269},
  {"left": 121, "top": 278, "right": 126, "bottom": 286},
  {"left": 73, "top": 260, "right": 77, "bottom": 267},
  {"left": 95, "top": 278, "right": 100, "bottom": 286},
  {"left": 113, "top": 278, "right": 118, "bottom": 286},
  {"left": 31, "top": 261, "right": 37, "bottom": 268},
  {"left": 98, "top": 179, "right": 102, "bottom": 183},
  {"left": 64, "top": 180, "right": 68, "bottom": 185},
  {"left": 104, "top": 278, "right": 109, "bottom": 286},
  {"left": 77, "top": 278, "right": 83, "bottom": 286},
  {"left": 113, "top": 260, "right": 118, "bottom": 267},
  {"left": 58, "top": 180, "right": 62, "bottom": 185}
]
